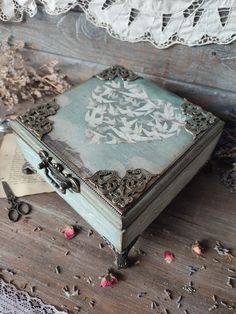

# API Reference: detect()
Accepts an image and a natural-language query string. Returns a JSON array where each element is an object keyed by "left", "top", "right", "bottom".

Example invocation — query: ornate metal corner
[
  {"left": 96, "top": 65, "right": 141, "bottom": 81},
  {"left": 181, "top": 102, "right": 217, "bottom": 139},
  {"left": 17, "top": 99, "right": 59, "bottom": 140},
  {"left": 86, "top": 168, "right": 156, "bottom": 209}
]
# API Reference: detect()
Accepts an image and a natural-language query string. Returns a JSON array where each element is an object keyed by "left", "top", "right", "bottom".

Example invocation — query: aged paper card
[{"left": 0, "top": 133, "right": 53, "bottom": 198}]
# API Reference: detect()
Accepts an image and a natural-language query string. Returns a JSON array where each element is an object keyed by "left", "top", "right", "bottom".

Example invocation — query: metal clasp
[{"left": 38, "top": 150, "right": 80, "bottom": 194}]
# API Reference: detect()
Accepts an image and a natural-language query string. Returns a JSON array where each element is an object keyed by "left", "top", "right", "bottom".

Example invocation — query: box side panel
[
  {"left": 11, "top": 120, "right": 124, "bottom": 252},
  {"left": 121, "top": 133, "right": 221, "bottom": 251},
  {"left": 122, "top": 121, "right": 224, "bottom": 221}
]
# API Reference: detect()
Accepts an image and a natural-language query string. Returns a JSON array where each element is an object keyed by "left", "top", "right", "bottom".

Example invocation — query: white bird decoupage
[{"left": 1, "top": 0, "right": 236, "bottom": 48}]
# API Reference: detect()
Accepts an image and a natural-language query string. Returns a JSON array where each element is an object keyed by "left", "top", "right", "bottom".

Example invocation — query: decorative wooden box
[{"left": 10, "top": 66, "right": 224, "bottom": 268}]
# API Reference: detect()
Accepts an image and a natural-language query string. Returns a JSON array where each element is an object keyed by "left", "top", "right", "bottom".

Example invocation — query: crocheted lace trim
[
  {"left": 0, "top": 279, "right": 67, "bottom": 314},
  {"left": 1, "top": 1, "right": 236, "bottom": 48}
]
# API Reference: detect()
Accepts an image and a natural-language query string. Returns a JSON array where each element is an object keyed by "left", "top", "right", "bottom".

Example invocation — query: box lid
[{"left": 14, "top": 65, "right": 222, "bottom": 214}]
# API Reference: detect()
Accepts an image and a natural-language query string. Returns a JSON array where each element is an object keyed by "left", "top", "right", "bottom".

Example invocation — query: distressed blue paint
[
  {"left": 16, "top": 136, "right": 124, "bottom": 251},
  {"left": 47, "top": 77, "right": 194, "bottom": 178},
  {"left": 10, "top": 73, "right": 224, "bottom": 258}
]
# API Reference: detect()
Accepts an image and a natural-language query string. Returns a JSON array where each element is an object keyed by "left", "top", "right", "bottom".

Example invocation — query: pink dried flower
[
  {"left": 100, "top": 271, "right": 118, "bottom": 288},
  {"left": 62, "top": 225, "right": 76, "bottom": 240},
  {"left": 164, "top": 250, "right": 176, "bottom": 264},
  {"left": 192, "top": 241, "right": 203, "bottom": 256}
]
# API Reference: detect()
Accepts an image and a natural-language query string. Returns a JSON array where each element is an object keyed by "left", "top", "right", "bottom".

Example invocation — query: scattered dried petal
[
  {"left": 100, "top": 271, "right": 118, "bottom": 288},
  {"left": 164, "top": 250, "right": 176, "bottom": 264},
  {"left": 62, "top": 226, "right": 76, "bottom": 240},
  {"left": 192, "top": 241, "right": 204, "bottom": 256}
]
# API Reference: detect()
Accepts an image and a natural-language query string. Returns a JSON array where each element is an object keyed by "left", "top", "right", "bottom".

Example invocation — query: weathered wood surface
[
  {"left": 1, "top": 8, "right": 236, "bottom": 120},
  {"left": 0, "top": 8, "right": 236, "bottom": 314},
  {"left": 0, "top": 170, "right": 235, "bottom": 313}
]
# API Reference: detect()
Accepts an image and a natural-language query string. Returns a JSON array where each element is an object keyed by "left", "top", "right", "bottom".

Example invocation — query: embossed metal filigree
[
  {"left": 96, "top": 65, "right": 141, "bottom": 81},
  {"left": 17, "top": 100, "right": 59, "bottom": 140},
  {"left": 86, "top": 168, "right": 156, "bottom": 209},
  {"left": 181, "top": 102, "right": 217, "bottom": 139}
]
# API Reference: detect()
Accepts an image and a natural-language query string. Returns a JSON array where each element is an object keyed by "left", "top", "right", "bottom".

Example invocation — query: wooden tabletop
[
  {"left": 0, "top": 169, "right": 235, "bottom": 314},
  {"left": 0, "top": 8, "right": 236, "bottom": 313}
]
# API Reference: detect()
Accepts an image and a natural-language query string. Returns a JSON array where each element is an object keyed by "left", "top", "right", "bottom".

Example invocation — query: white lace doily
[
  {"left": 1, "top": 1, "right": 236, "bottom": 48},
  {"left": 0, "top": 279, "right": 67, "bottom": 314}
]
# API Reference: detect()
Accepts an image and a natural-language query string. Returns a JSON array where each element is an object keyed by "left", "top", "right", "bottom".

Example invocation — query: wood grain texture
[
  {"left": 0, "top": 8, "right": 236, "bottom": 314},
  {"left": 1, "top": 8, "right": 236, "bottom": 120},
  {"left": 0, "top": 171, "right": 235, "bottom": 314}
]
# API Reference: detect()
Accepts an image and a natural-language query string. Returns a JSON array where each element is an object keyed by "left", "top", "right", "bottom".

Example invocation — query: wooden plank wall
[{"left": 1, "top": 6, "right": 236, "bottom": 121}]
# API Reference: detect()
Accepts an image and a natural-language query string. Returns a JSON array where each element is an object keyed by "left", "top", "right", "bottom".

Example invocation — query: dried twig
[
  {"left": 182, "top": 281, "right": 196, "bottom": 294},
  {"left": 62, "top": 286, "right": 70, "bottom": 298},
  {"left": 0, "top": 39, "right": 70, "bottom": 111},
  {"left": 55, "top": 266, "right": 61, "bottom": 274},
  {"left": 214, "top": 241, "right": 234, "bottom": 259},
  {"left": 150, "top": 301, "right": 158, "bottom": 309},
  {"left": 164, "top": 289, "right": 172, "bottom": 299}
]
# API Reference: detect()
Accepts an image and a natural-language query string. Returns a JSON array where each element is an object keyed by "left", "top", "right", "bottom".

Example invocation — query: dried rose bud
[
  {"left": 192, "top": 241, "right": 203, "bottom": 256},
  {"left": 100, "top": 271, "right": 118, "bottom": 288},
  {"left": 164, "top": 250, "right": 176, "bottom": 264},
  {"left": 62, "top": 226, "right": 76, "bottom": 240}
]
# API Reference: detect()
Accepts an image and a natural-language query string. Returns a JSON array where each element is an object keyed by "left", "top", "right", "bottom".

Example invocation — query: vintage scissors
[{"left": 2, "top": 181, "right": 31, "bottom": 222}]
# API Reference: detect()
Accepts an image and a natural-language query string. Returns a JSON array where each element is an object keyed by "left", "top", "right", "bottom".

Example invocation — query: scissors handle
[
  {"left": 8, "top": 202, "right": 31, "bottom": 222},
  {"left": 17, "top": 201, "right": 31, "bottom": 215},
  {"left": 8, "top": 209, "right": 21, "bottom": 222}
]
